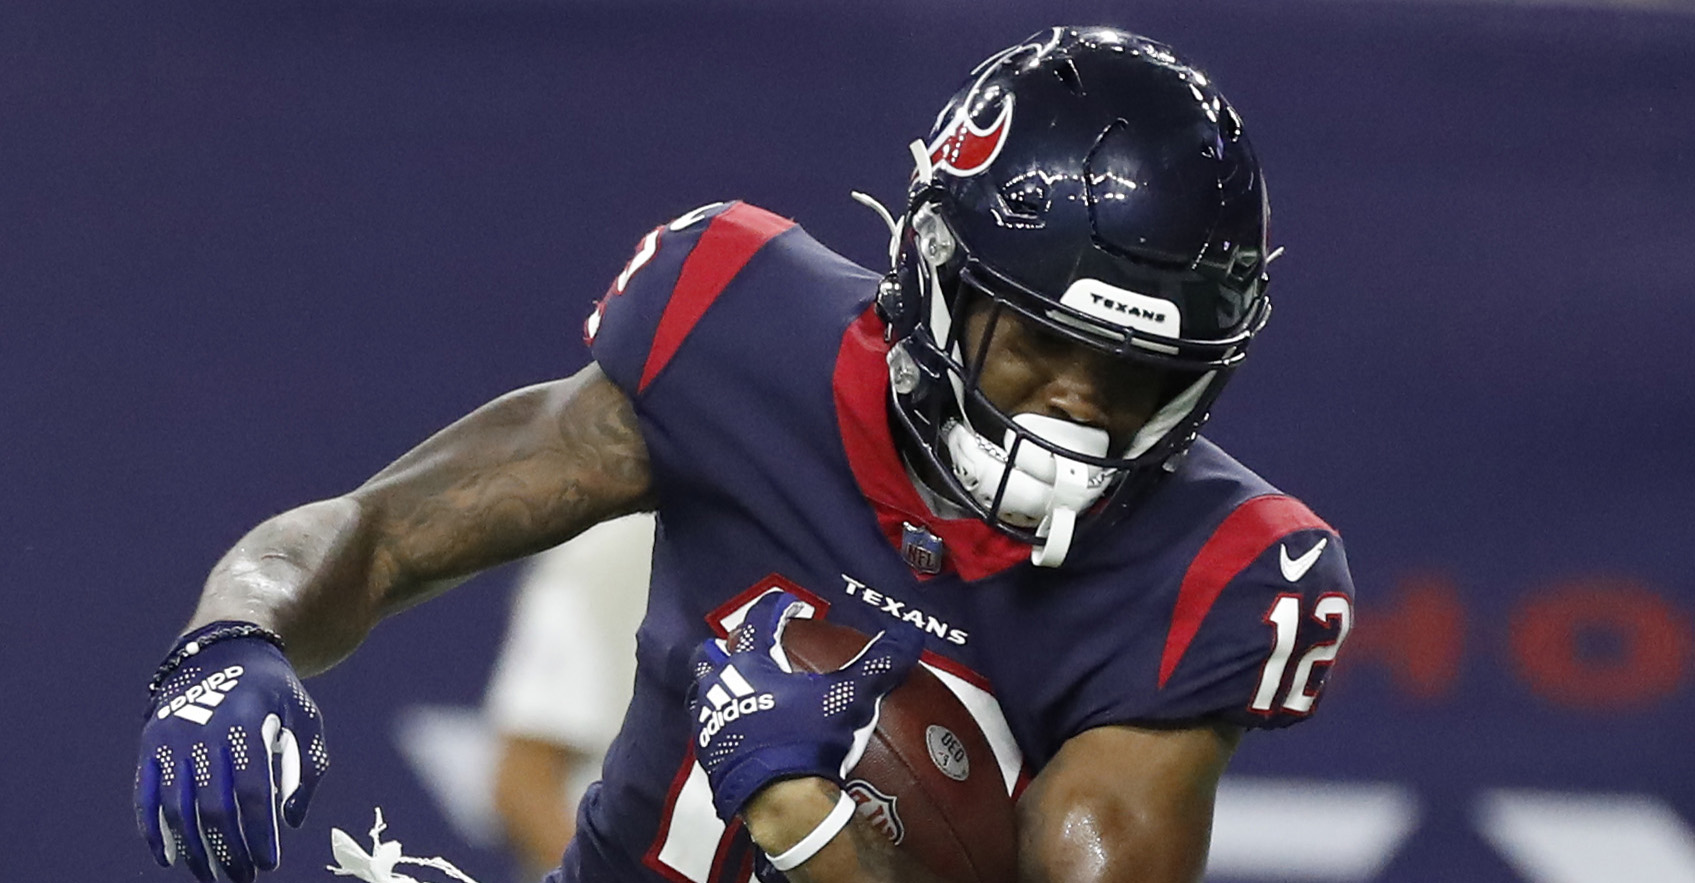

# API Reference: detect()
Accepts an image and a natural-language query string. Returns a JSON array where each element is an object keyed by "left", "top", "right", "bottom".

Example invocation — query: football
[{"left": 781, "top": 617, "right": 1018, "bottom": 883}]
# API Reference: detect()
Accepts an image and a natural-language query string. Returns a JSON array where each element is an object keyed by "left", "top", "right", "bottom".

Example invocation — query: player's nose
[{"left": 1031, "top": 354, "right": 1112, "bottom": 429}]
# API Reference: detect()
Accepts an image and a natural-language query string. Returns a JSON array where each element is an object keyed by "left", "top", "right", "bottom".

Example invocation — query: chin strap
[
  {"left": 849, "top": 137, "right": 932, "bottom": 270},
  {"left": 1031, "top": 450, "right": 1094, "bottom": 568},
  {"left": 850, "top": 190, "right": 902, "bottom": 267},
  {"left": 851, "top": 182, "right": 967, "bottom": 406},
  {"left": 1125, "top": 370, "right": 1215, "bottom": 459}
]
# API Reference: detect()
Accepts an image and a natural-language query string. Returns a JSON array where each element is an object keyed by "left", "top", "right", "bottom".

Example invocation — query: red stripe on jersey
[
  {"left": 637, "top": 203, "right": 795, "bottom": 393},
  {"left": 706, "top": 817, "right": 744, "bottom": 883},
  {"left": 704, "top": 574, "right": 832, "bottom": 640},
  {"left": 919, "top": 649, "right": 996, "bottom": 694},
  {"left": 1158, "top": 494, "right": 1333, "bottom": 689}
]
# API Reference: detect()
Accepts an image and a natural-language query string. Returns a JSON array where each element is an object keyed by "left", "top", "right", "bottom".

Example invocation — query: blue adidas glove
[
  {"left": 687, "top": 593, "right": 921, "bottom": 821},
  {"left": 135, "top": 622, "right": 329, "bottom": 883}
]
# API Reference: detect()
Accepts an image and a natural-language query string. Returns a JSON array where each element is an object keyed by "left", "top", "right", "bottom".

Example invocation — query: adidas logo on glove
[
  {"left": 696, "top": 663, "right": 776, "bottom": 747},
  {"left": 154, "top": 665, "right": 244, "bottom": 725}
]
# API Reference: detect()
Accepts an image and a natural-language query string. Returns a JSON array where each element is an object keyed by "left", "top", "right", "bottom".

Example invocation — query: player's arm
[
  {"left": 186, "top": 362, "right": 651, "bottom": 674},
  {"left": 138, "top": 362, "right": 651, "bottom": 883},
  {"left": 492, "top": 735, "right": 588, "bottom": 875},
  {"left": 1015, "top": 722, "right": 1241, "bottom": 883},
  {"left": 1005, "top": 506, "right": 1351, "bottom": 881},
  {"left": 746, "top": 724, "right": 1239, "bottom": 883},
  {"left": 740, "top": 723, "right": 1238, "bottom": 883}
]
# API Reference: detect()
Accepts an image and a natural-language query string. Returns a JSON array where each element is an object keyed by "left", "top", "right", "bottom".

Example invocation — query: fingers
[
  {"left": 692, "top": 638, "right": 732, "bottom": 673},
  {"left": 161, "top": 752, "right": 216, "bottom": 883},
  {"left": 141, "top": 736, "right": 279, "bottom": 881},
  {"left": 836, "top": 626, "right": 921, "bottom": 777},
  {"left": 228, "top": 724, "right": 281, "bottom": 871},
  {"left": 277, "top": 710, "right": 329, "bottom": 829},
  {"left": 730, "top": 591, "right": 808, "bottom": 657},
  {"left": 135, "top": 750, "right": 170, "bottom": 867},
  {"left": 282, "top": 741, "right": 324, "bottom": 828},
  {"left": 848, "top": 623, "right": 923, "bottom": 696},
  {"left": 196, "top": 742, "right": 257, "bottom": 883},
  {"left": 162, "top": 806, "right": 180, "bottom": 868},
  {"left": 261, "top": 713, "right": 298, "bottom": 812}
]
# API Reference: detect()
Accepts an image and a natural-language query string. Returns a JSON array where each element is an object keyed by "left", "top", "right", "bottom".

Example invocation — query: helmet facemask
[{"left": 883, "top": 198, "right": 1260, "bottom": 567}]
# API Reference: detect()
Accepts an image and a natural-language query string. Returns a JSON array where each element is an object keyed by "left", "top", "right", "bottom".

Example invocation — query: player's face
[{"left": 959, "top": 298, "right": 1169, "bottom": 453}]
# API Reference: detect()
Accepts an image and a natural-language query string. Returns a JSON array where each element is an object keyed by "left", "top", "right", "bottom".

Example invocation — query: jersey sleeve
[
  {"left": 585, "top": 200, "right": 795, "bottom": 397},
  {"left": 1082, "top": 494, "right": 1356, "bottom": 732},
  {"left": 1162, "top": 524, "right": 1353, "bottom": 729},
  {"left": 584, "top": 201, "right": 727, "bottom": 393}
]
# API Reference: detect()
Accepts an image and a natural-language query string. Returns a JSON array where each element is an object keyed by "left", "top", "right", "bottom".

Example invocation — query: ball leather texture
[{"left": 780, "top": 616, "right": 1018, "bottom": 883}]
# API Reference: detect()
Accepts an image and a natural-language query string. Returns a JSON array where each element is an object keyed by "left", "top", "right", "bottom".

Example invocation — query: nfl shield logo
[
  {"left": 845, "top": 778, "right": 905, "bottom": 844},
  {"left": 900, "top": 522, "right": 945, "bottom": 575}
]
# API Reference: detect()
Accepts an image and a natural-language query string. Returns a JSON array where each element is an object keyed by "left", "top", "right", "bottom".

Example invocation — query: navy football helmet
[{"left": 864, "top": 26, "right": 1273, "bottom": 566}]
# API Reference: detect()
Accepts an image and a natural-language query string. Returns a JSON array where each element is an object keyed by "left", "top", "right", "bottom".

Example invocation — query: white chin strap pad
[{"left": 945, "top": 414, "right": 1109, "bottom": 567}]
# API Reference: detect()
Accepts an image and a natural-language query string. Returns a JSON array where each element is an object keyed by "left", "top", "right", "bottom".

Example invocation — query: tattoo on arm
[
  {"left": 190, "top": 363, "right": 651, "bottom": 674},
  {"left": 360, "top": 368, "right": 653, "bottom": 602}
]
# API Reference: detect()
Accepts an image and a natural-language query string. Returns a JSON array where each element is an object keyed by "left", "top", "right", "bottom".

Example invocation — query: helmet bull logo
[{"left": 927, "top": 96, "right": 1014, "bottom": 178}]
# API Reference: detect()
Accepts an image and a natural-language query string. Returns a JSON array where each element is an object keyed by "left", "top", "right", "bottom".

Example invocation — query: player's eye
[{"left": 992, "top": 313, "right": 1067, "bottom": 362}]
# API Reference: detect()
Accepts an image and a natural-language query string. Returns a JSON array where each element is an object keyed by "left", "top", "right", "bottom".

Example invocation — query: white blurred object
[
  {"left": 391, "top": 705, "right": 500, "bottom": 847},
  {"left": 327, "top": 807, "right": 482, "bottom": 883},
  {"left": 393, "top": 515, "right": 653, "bottom": 848},
  {"left": 1477, "top": 789, "right": 1695, "bottom": 883},
  {"left": 1207, "top": 776, "right": 1419, "bottom": 881},
  {"left": 484, "top": 513, "right": 651, "bottom": 753}
]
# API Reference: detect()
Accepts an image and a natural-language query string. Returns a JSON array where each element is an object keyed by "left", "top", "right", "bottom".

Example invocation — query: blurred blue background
[{"left": 4, "top": 0, "right": 1692, "bottom": 880}]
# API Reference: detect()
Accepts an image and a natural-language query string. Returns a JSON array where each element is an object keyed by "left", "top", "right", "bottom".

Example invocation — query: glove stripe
[{"left": 719, "top": 665, "right": 757, "bottom": 699}]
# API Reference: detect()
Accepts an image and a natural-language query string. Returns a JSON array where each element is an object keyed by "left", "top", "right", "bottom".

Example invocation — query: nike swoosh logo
[{"left": 1279, "top": 537, "right": 1329, "bottom": 582}]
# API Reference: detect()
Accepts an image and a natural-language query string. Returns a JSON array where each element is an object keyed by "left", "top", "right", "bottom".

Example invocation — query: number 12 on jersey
[{"left": 1252, "top": 592, "right": 1353, "bottom": 716}]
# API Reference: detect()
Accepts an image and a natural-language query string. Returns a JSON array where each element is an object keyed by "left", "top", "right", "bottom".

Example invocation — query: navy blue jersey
[{"left": 557, "top": 202, "right": 1354, "bottom": 883}]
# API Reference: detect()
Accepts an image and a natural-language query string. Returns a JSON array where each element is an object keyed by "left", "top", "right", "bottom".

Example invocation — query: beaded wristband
[
  {"left": 146, "top": 620, "right": 287, "bottom": 698},
  {"left": 765, "top": 791, "right": 858, "bottom": 872}
]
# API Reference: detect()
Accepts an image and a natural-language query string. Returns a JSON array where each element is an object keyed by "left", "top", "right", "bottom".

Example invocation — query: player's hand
[
  {"left": 687, "top": 592, "right": 921, "bottom": 821},
  {"left": 135, "top": 623, "right": 329, "bottom": 883}
]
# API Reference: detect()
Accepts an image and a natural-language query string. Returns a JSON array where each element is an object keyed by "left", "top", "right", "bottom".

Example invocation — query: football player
[{"left": 136, "top": 26, "right": 1353, "bottom": 883}]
